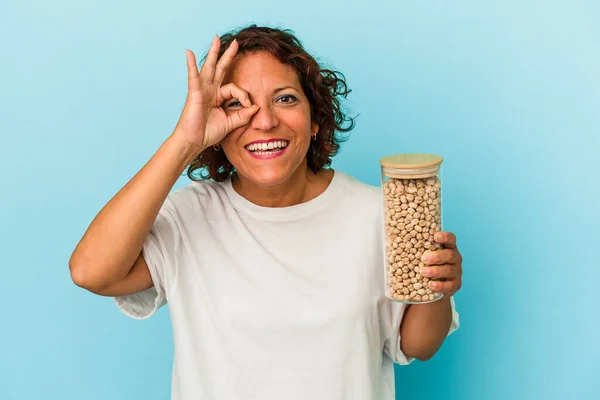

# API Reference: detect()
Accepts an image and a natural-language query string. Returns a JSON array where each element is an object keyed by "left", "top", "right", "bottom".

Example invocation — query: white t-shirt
[{"left": 115, "top": 169, "right": 459, "bottom": 400}]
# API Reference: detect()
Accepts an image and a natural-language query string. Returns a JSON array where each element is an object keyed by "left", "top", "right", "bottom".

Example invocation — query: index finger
[{"left": 434, "top": 231, "right": 457, "bottom": 249}]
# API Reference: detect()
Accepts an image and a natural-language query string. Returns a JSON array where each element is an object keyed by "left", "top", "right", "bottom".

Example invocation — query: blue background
[{"left": 1, "top": 0, "right": 598, "bottom": 399}]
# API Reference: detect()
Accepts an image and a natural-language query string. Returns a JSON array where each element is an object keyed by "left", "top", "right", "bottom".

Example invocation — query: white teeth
[{"left": 246, "top": 141, "right": 288, "bottom": 152}]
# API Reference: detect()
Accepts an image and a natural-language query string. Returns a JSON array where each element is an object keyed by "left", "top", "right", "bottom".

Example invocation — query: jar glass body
[{"left": 380, "top": 164, "right": 444, "bottom": 304}]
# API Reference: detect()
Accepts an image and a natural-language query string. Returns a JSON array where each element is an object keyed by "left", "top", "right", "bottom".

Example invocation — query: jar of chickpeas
[{"left": 380, "top": 154, "right": 444, "bottom": 304}]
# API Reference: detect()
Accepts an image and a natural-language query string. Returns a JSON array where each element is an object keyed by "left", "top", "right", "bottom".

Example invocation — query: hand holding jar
[{"left": 420, "top": 231, "right": 463, "bottom": 297}]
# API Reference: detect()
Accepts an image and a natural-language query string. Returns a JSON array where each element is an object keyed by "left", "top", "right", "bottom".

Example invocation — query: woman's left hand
[{"left": 419, "top": 231, "right": 463, "bottom": 297}]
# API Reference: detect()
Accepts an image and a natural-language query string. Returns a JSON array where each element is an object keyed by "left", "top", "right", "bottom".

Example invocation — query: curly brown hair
[{"left": 186, "top": 24, "right": 357, "bottom": 182}]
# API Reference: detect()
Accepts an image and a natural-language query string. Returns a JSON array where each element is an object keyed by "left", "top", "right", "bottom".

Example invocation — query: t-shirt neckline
[{"left": 222, "top": 169, "right": 344, "bottom": 221}]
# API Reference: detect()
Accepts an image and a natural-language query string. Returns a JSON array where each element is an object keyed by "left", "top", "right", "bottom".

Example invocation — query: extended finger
[
  {"left": 214, "top": 39, "right": 238, "bottom": 85},
  {"left": 433, "top": 231, "right": 457, "bottom": 249},
  {"left": 185, "top": 49, "right": 201, "bottom": 92},
  {"left": 199, "top": 35, "right": 220, "bottom": 83},
  {"left": 219, "top": 83, "right": 252, "bottom": 108}
]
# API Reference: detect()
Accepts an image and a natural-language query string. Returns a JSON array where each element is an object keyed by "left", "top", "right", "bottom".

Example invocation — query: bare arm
[
  {"left": 69, "top": 39, "right": 258, "bottom": 297},
  {"left": 69, "top": 136, "right": 201, "bottom": 295},
  {"left": 399, "top": 231, "right": 463, "bottom": 360},
  {"left": 399, "top": 296, "right": 453, "bottom": 360}
]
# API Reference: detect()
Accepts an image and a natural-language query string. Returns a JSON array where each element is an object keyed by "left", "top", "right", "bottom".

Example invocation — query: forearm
[
  {"left": 69, "top": 134, "right": 201, "bottom": 288},
  {"left": 399, "top": 295, "right": 453, "bottom": 361}
]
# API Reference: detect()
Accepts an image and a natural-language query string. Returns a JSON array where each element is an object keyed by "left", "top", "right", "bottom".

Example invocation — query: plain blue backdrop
[{"left": 1, "top": 0, "right": 598, "bottom": 399}]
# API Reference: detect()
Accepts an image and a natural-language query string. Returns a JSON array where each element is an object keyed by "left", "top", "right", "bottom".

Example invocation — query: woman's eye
[
  {"left": 225, "top": 100, "right": 241, "bottom": 108},
  {"left": 277, "top": 94, "right": 297, "bottom": 104}
]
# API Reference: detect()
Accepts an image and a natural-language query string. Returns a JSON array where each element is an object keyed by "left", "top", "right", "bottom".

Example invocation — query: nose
[{"left": 250, "top": 104, "right": 279, "bottom": 132}]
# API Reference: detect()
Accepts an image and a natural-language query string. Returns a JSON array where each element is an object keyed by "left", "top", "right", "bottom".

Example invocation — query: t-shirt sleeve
[
  {"left": 114, "top": 197, "right": 180, "bottom": 320},
  {"left": 380, "top": 296, "right": 460, "bottom": 365}
]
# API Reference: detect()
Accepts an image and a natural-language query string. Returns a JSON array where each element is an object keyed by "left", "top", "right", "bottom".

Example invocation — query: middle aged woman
[{"left": 70, "top": 24, "right": 461, "bottom": 400}]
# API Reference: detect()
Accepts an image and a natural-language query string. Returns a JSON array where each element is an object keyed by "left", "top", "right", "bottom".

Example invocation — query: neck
[{"left": 232, "top": 162, "right": 324, "bottom": 208}]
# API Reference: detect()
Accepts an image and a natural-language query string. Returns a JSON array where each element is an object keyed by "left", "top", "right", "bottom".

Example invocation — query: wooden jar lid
[{"left": 380, "top": 153, "right": 443, "bottom": 179}]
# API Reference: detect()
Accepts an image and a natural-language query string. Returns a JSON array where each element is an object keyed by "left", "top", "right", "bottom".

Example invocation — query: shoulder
[
  {"left": 330, "top": 171, "right": 384, "bottom": 237},
  {"left": 163, "top": 178, "right": 229, "bottom": 214},
  {"left": 333, "top": 170, "right": 383, "bottom": 221},
  {"left": 334, "top": 170, "right": 382, "bottom": 205}
]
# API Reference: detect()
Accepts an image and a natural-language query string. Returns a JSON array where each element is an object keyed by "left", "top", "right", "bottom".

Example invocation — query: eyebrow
[{"left": 272, "top": 86, "right": 299, "bottom": 94}]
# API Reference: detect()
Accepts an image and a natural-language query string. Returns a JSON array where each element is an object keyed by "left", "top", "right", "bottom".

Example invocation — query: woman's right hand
[{"left": 172, "top": 36, "right": 259, "bottom": 151}]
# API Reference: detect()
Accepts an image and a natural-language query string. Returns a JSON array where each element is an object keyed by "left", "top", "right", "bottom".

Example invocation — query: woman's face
[{"left": 220, "top": 51, "right": 318, "bottom": 187}]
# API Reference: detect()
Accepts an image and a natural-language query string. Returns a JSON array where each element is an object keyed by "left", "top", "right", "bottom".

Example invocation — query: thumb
[{"left": 227, "top": 105, "right": 259, "bottom": 131}]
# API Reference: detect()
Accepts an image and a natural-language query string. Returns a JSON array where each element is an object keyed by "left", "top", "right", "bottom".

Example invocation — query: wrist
[{"left": 166, "top": 133, "right": 206, "bottom": 166}]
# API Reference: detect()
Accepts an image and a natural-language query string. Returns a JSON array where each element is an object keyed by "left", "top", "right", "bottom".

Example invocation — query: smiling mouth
[
  {"left": 243, "top": 140, "right": 290, "bottom": 160},
  {"left": 244, "top": 140, "right": 290, "bottom": 154}
]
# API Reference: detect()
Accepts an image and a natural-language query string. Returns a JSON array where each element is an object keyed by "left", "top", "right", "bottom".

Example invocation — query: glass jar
[{"left": 380, "top": 154, "right": 444, "bottom": 304}]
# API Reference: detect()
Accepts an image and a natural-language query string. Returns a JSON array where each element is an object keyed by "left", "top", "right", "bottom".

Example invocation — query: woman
[{"left": 69, "top": 25, "right": 461, "bottom": 400}]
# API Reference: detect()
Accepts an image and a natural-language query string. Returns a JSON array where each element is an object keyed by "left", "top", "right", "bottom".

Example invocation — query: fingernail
[
  {"left": 435, "top": 232, "right": 443, "bottom": 241},
  {"left": 421, "top": 252, "right": 431, "bottom": 263},
  {"left": 420, "top": 267, "right": 430, "bottom": 276}
]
